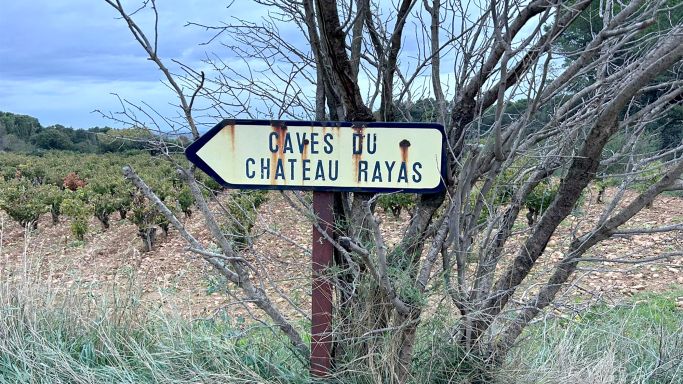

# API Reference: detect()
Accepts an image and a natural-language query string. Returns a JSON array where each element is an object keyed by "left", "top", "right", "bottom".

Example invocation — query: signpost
[{"left": 186, "top": 119, "right": 446, "bottom": 377}]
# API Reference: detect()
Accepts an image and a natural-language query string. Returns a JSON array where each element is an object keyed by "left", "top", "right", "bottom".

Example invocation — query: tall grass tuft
[
  {"left": 0, "top": 231, "right": 306, "bottom": 383},
  {"left": 501, "top": 290, "right": 683, "bottom": 384},
  {"left": 0, "top": 284, "right": 308, "bottom": 383}
]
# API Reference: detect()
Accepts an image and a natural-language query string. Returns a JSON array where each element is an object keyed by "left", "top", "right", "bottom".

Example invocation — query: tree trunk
[
  {"left": 139, "top": 227, "right": 157, "bottom": 252},
  {"left": 97, "top": 213, "right": 110, "bottom": 230},
  {"left": 51, "top": 207, "right": 60, "bottom": 225}
]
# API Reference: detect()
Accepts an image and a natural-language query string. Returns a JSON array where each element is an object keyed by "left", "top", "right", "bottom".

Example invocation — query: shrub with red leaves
[{"left": 63, "top": 172, "right": 86, "bottom": 191}]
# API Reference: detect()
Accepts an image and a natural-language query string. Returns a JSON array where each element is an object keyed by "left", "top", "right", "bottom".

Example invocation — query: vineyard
[
  {"left": 0, "top": 151, "right": 683, "bottom": 307},
  {"left": 0, "top": 151, "right": 271, "bottom": 251},
  {"left": 0, "top": 149, "right": 571, "bottom": 256},
  {"left": 0, "top": 152, "right": 189, "bottom": 248}
]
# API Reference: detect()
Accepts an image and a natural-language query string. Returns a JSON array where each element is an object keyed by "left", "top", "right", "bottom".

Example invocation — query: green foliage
[
  {"left": 413, "top": 331, "right": 489, "bottom": 383},
  {"left": 89, "top": 177, "right": 136, "bottom": 222},
  {"left": 177, "top": 187, "right": 195, "bottom": 218},
  {"left": 90, "top": 192, "right": 117, "bottom": 230},
  {"left": 61, "top": 193, "right": 91, "bottom": 241},
  {"left": 42, "top": 184, "right": 65, "bottom": 225},
  {"left": 390, "top": 266, "right": 426, "bottom": 306},
  {"left": 554, "top": 1, "right": 683, "bottom": 152},
  {"left": 156, "top": 208, "right": 172, "bottom": 236},
  {"left": 377, "top": 193, "right": 416, "bottom": 218},
  {"left": 0, "top": 178, "right": 48, "bottom": 228},
  {"left": 205, "top": 273, "right": 230, "bottom": 295},
  {"left": 556, "top": 0, "right": 683, "bottom": 60},
  {"left": 632, "top": 161, "right": 665, "bottom": 193},
  {"left": 553, "top": 1, "right": 605, "bottom": 62},
  {"left": 0, "top": 133, "right": 35, "bottom": 152},
  {"left": 0, "top": 111, "right": 41, "bottom": 144},
  {"left": 113, "top": 184, "right": 134, "bottom": 220},
  {"left": 524, "top": 180, "right": 559, "bottom": 225},
  {"left": 15, "top": 158, "right": 47, "bottom": 184},
  {"left": 224, "top": 190, "right": 269, "bottom": 250},
  {"left": 0, "top": 111, "right": 185, "bottom": 155},
  {"left": 395, "top": 98, "right": 441, "bottom": 122},
  {"left": 0, "top": 150, "right": 197, "bottom": 250},
  {"left": 596, "top": 161, "right": 667, "bottom": 204},
  {"left": 660, "top": 105, "right": 683, "bottom": 153},
  {"left": 601, "top": 131, "right": 661, "bottom": 175},
  {"left": 197, "top": 170, "right": 223, "bottom": 193},
  {"left": 31, "top": 128, "right": 73, "bottom": 150},
  {"left": 471, "top": 159, "right": 561, "bottom": 226},
  {"left": 97, "top": 128, "right": 155, "bottom": 153},
  {"left": 130, "top": 192, "right": 159, "bottom": 252}
]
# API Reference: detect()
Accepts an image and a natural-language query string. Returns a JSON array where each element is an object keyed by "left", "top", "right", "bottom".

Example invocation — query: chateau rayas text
[{"left": 244, "top": 130, "right": 424, "bottom": 183}]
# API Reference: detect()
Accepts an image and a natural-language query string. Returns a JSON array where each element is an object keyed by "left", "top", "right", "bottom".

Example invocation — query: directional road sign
[{"left": 186, "top": 119, "right": 446, "bottom": 193}]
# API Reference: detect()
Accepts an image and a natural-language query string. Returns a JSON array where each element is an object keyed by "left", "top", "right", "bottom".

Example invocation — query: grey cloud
[{"left": 0, "top": 1, "right": 291, "bottom": 128}]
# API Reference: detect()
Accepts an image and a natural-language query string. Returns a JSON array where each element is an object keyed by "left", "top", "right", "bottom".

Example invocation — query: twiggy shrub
[{"left": 377, "top": 193, "right": 416, "bottom": 218}]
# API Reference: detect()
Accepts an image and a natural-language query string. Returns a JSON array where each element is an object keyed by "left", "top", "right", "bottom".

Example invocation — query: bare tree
[{"left": 105, "top": 0, "right": 683, "bottom": 382}]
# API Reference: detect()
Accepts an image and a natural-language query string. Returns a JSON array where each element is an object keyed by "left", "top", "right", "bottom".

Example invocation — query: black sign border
[{"left": 185, "top": 119, "right": 447, "bottom": 194}]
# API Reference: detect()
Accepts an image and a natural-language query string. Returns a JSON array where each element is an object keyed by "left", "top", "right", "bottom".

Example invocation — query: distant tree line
[{"left": 0, "top": 111, "right": 168, "bottom": 154}]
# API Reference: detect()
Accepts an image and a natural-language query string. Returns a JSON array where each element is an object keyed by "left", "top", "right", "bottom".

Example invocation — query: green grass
[
  {"left": 502, "top": 288, "right": 683, "bottom": 384},
  {"left": 2, "top": 271, "right": 681, "bottom": 384},
  {"left": 0, "top": 284, "right": 307, "bottom": 383}
]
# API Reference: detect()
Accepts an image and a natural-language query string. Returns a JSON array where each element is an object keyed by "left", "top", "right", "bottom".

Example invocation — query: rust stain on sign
[
  {"left": 399, "top": 139, "right": 411, "bottom": 164},
  {"left": 302, "top": 138, "right": 310, "bottom": 161},
  {"left": 227, "top": 123, "right": 236, "bottom": 153},
  {"left": 270, "top": 124, "right": 287, "bottom": 185},
  {"left": 352, "top": 125, "right": 365, "bottom": 183},
  {"left": 311, "top": 125, "right": 320, "bottom": 161}
]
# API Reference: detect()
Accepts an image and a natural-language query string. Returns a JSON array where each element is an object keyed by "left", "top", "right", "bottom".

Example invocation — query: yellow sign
[{"left": 186, "top": 120, "right": 445, "bottom": 193}]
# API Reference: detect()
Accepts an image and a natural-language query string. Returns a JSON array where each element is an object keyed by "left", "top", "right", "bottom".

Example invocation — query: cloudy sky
[
  {"left": 1, "top": 1, "right": 541, "bottom": 130},
  {"left": 0, "top": 1, "right": 446, "bottom": 131},
  {"left": 0, "top": 1, "right": 274, "bottom": 129}
]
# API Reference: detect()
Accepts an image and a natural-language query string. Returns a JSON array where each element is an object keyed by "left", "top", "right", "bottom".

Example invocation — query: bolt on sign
[{"left": 186, "top": 119, "right": 446, "bottom": 193}]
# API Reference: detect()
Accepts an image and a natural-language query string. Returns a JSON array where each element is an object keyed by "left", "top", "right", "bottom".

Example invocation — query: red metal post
[{"left": 311, "top": 191, "right": 334, "bottom": 377}]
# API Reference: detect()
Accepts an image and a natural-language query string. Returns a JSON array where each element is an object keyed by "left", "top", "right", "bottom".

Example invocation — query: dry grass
[
  {"left": 500, "top": 291, "right": 683, "bottom": 384},
  {"left": 0, "top": 231, "right": 306, "bottom": 383}
]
